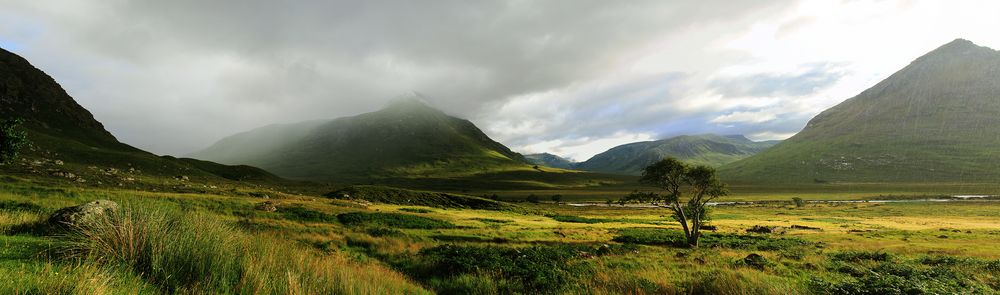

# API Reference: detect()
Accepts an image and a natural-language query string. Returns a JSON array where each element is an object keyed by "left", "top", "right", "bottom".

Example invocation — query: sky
[{"left": 1, "top": 1, "right": 999, "bottom": 161}]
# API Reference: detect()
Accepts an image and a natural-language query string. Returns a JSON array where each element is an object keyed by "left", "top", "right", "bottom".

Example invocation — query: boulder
[
  {"left": 255, "top": 201, "right": 277, "bottom": 212},
  {"left": 744, "top": 253, "right": 767, "bottom": 269},
  {"left": 746, "top": 225, "right": 786, "bottom": 234},
  {"left": 48, "top": 200, "right": 119, "bottom": 227}
]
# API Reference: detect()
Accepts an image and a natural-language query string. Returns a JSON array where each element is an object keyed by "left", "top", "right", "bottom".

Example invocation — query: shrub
[
  {"left": 792, "top": 197, "right": 806, "bottom": 207},
  {"left": 325, "top": 185, "right": 518, "bottom": 211},
  {"left": 399, "top": 207, "right": 433, "bottom": 213},
  {"left": 0, "top": 200, "right": 45, "bottom": 212},
  {"left": 366, "top": 227, "right": 405, "bottom": 237},
  {"left": 526, "top": 194, "right": 540, "bottom": 203},
  {"left": 830, "top": 251, "right": 893, "bottom": 263},
  {"left": 417, "top": 245, "right": 583, "bottom": 294},
  {"left": 548, "top": 214, "right": 615, "bottom": 224},
  {"left": 279, "top": 205, "right": 338, "bottom": 223},
  {"left": 337, "top": 212, "right": 455, "bottom": 229},
  {"left": 0, "top": 118, "right": 29, "bottom": 164},
  {"left": 612, "top": 228, "right": 809, "bottom": 251}
]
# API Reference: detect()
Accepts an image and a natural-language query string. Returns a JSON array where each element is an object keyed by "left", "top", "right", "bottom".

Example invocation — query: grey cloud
[
  {"left": 0, "top": 0, "right": 796, "bottom": 155},
  {"left": 710, "top": 63, "right": 846, "bottom": 98}
]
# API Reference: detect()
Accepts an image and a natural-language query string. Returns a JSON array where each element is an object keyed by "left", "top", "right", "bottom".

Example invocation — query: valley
[{"left": 2, "top": 8, "right": 1000, "bottom": 294}]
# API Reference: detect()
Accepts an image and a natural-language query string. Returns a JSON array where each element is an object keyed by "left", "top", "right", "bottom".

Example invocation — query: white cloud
[{"left": 710, "top": 111, "right": 778, "bottom": 124}]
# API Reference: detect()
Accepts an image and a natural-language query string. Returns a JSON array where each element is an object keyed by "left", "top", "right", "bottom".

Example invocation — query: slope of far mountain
[
  {"left": 0, "top": 47, "right": 280, "bottom": 183},
  {"left": 524, "top": 153, "right": 577, "bottom": 169},
  {"left": 720, "top": 39, "right": 1000, "bottom": 184},
  {"left": 190, "top": 99, "right": 533, "bottom": 181},
  {"left": 576, "top": 134, "right": 778, "bottom": 175}
]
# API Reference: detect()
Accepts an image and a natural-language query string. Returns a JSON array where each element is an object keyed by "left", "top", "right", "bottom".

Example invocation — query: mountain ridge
[
  {"left": 575, "top": 134, "right": 778, "bottom": 175},
  {"left": 720, "top": 38, "right": 1000, "bottom": 183},
  {"left": 0, "top": 47, "right": 281, "bottom": 183},
  {"left": 191, "top": 98, "right": 532, "bottom": 181}
]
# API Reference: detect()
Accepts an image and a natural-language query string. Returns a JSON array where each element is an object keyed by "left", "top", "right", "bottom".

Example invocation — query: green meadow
[{"left": 3, "top": 177, "right": 1000, "bottom": 294}]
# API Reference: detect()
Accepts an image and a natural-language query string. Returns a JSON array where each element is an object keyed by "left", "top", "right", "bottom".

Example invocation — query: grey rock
[{"left": 48, "top": 199, "right": 119, "bottom": 227}]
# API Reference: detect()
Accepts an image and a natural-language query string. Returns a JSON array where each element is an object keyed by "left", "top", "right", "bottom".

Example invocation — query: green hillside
[
  {"left": 524, "top": 153, "right": 577, "bottom": 169},
  {"left": 191, "top": 99, "right": 535, "bottom": 181},
  {"left": 576, "top": 134, "right": 777, "bottom": 175},
  {"left": 0, "top": 47, "right": 280, "bottom": 184},
  {"left": 720, "top": 39, "right": 1000, "bottom": 184}
]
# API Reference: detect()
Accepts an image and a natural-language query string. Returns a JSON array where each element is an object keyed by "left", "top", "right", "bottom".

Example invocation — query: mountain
[
  {"left": 576, "top": 134, "right": 778, "bottom": 175},
  {"left": 191, "top": 99, "right": 532, "bottom": 181},
  {"left": 524, "top": 153, "right": 577, "bottom": 169},
  {"left": 720, "top": 39, "right": 1000, "bottom": 183},
  {"left": 0, "top": 47, "right": 280, "bottom": 183}
]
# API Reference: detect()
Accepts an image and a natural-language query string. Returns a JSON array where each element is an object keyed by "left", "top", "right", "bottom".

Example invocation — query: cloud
[
  {"left": 0, "top": 0, "right": 795, "bottom": 155},
  {"left": 709, "top": 63, "right": 846, "bottom": 98},
  {"left": 2, "top": 1, "right": 1000, "bottom": 161},
  {"left": 710, "top": 111, "right": 778, "bottom": 124}
]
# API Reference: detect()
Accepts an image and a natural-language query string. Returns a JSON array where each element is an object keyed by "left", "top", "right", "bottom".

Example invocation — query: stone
[
  {"left": 255, "top": 201, "right": 277, "bottom": 212},
  {"left": 744, "top": 253, "right": 767, "bottom": 269},
  {"left": 746, "top": 225, "right": 786, "bottom": 234},
  {"left": 48, "top": 200, "right": 119, "bottom": 227}
]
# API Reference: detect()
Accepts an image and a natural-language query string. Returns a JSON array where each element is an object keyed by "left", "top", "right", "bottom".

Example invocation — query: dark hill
[
  {"left": 191, "top": 98, "right": 532, "bottom": 181},
  {"left": 0, "top": 47, "right": 280, "bottom": 183}
]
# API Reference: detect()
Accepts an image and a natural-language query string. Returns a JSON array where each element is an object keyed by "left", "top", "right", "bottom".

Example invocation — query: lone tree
[
  {"left": 630, "top": 157, "right": 728, "bottom": 248},
  {"left": 0, "top": 118, "right": 28, "bottom": 164},
  {"left": 550, "top": 194, "right": 563, "bottom": 204}
]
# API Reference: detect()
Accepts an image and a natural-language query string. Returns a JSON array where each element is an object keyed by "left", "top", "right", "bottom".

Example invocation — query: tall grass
[{"left": 63, "top": 204, "right": 429, "bottom": 294}]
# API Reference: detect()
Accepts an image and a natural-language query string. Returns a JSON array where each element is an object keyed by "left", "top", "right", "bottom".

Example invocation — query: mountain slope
[
  {"left": 0, "top": 47, "right": 280, "bottom": 183},
  {"left": 524, "top": 153, "right": 577, "bottom": 169},
  {"left": 576, "top": 134, "right": 777, "bottom": 175},
  {"left": 191, "top": 99, "right": 532, "bottom": 181},
  {"left": 720, "top": 39, "right": 1000, "bottom": 183}
]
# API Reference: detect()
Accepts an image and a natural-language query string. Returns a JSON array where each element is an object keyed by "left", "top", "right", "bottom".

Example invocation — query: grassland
[{"left": 3, "top": 176, "right": 1000, "bottom": 294}]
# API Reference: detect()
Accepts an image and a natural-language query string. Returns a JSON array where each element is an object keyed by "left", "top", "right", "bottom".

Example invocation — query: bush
[
  {"left": 366, "top": 227, "right": 405, "bottom": 237},
  {"left": 0, "top": 200, "right": 45, "bottom": 212},
  {"left": 809, "top": 251, "right": 1000, "bottom": 295},
  {"left": 337, "top": 212, "right": 455, "bottom": 229},
  {"left": 612, "top": 228, "right": 809, "bottom": 251},
  {"left": 325, "top": 185, "right": 518, "bottom": 211},
  {"left": 417, "top": 245, "right": 583, "bottom": 294},
  {"left": 526, "top": 194, "right": 540, "bottom": 204},
  {"left": 792, "top": 197, "right": 806, "bottom": 208},
  {"left": 548, "top": 214, "right": 615, "bottom": 224},
  {"left": 399, "top": 207, "right": 433, "bottom": 213},
  {"left": 279, "top": 205, "right": 338, "bottom": 223},
  {"left": 830, "top": 251, "right": 893, "bottom": 263},
  {"left": 0, "top": 118, "right": 29, "bottom": 164}
]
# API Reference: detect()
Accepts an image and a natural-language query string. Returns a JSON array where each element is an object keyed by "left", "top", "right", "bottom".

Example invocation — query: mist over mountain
[
  {"left": 721, "top": 39, "right": 1000, "bottom": 183},
  {"left": 190, "top": 99, "right": 531, "bottom": 181},
  {"left": 0, "top": 47, "right": 279, "bottom": 182},
  {"left": 575, "top": 134, "right": 778, "bottom": 175},
  {"left": 524, "top": 153, "right": 577, "bottom": 170}
]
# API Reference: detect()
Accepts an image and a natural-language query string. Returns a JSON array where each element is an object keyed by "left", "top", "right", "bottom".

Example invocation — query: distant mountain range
[
  {"left": 0, "top": 47, "right": 279, "bottom": 183},
  {"left": 524, "top": 153, "right": 577, "bottom": 169},
  {"left": 11, "top": 38, "right": 999, "bottom": 187},
  {"left": 190, "top": 99, "right": 533, "bottom": 181},
  {"left": 720, "top": 39, "right": 1000, "bottom": 183},
  {"left": 573, "top": 134, "right": 778, "bottom": 175}
]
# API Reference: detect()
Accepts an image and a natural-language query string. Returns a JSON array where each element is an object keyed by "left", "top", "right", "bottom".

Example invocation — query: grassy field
[
  {"left": 3, "top": 178, "right": 1000, "bottom": 294},
  {"left": 472, "top": 181, "right": 1000, "bottom": 202}
]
